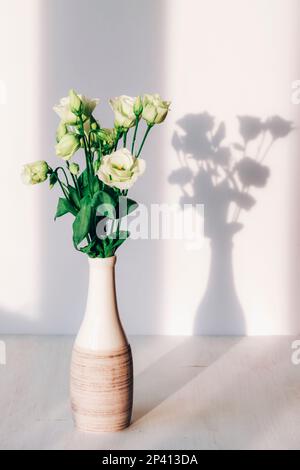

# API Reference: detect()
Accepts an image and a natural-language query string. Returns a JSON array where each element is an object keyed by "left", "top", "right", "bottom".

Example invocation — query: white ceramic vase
[{"left": 70, "top": 256, "right": 133, "bottom": 432}]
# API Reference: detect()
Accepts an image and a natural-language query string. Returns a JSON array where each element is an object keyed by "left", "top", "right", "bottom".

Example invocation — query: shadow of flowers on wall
[{"left": 169, "top": 112, "right": 293, "bottom": 334}]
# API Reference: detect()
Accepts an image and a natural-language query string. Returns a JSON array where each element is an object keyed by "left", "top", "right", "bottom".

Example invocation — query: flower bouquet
[
  {"left": 22, "top": 91, "right": 170, "bottom": 258},
  {"left": 21, "top": 91, "right": 170, "bottom": 432}
]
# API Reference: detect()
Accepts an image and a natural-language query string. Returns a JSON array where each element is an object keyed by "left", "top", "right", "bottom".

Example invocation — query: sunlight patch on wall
[
  {"left": 161, "top": 0, "right": 300, "bottom": 335},
  {"left": 0, "top": 0, "right": 41, "bottom": 323}
]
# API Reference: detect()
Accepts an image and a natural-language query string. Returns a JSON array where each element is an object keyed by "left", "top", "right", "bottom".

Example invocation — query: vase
[{"left": 70, "top": 255, "right": 133, "bottom": 432}]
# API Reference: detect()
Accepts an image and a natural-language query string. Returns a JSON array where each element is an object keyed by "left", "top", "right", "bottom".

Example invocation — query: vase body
[{"left": 70, "top": 256, "right": 133, "bottom": 432}]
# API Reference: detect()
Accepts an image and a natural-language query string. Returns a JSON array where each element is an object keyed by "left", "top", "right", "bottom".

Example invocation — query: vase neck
[
  {"left": 75, "top": 256, "right": 128, "bottom": 351},
  {"left": 87, "top": 256, "right": 117, "bottom": 314}
]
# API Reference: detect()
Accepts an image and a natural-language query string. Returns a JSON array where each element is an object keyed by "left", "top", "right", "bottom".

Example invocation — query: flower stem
[
  {"left": 83, "top": 135, "right": 93, "bottom": 195},
  {"left": 79, "top": 116, "right": 93, "bottom": 196},
  {"left": 57, "top": 166, "right": 70, "bottom": 186},
  {"left": 123, "top": 130, "right": 128, "bottom": 147},
  {"left": 137, "top": 124, "right": 152, "bottom": 157},
  {"left": 114, "top": 129, "right": 123, "bottom": 151},
  {"left": 131, "top": 117, "right": 139, "bottom": 155},
  {"left": 57, "top": 176, "right": 69, "bottom": 200}
]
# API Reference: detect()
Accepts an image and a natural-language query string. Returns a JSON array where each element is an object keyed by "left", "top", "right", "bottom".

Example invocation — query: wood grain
[{"left": 70, "top": 343, "right": 133, "bottom": 433}]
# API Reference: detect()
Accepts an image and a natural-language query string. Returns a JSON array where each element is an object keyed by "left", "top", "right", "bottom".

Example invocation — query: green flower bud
[
  {"left": 55, "top": 133, "right": 80, "bottom": 161},
  {"left": 69, "top": 162, "right": 80, "bottom": 176},
  {"left": 97, "top": 128, "right": 117, "bottom": 147},
  {"left": 21, "top": 160, "right": 50, "bottom": 185},
  {"left": 133, "top": 96, "right": 143, "bottom": 116},
  {"left": 69, "top": 89, "right": 82, "bottom": 115}
]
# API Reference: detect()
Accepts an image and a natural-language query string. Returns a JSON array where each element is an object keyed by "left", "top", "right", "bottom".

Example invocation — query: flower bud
[
  {"left": 69, "top": 89, "right": 82, "bottom": 115},
  {"left": 69, "top": 162, "right": 80, "bottom": 175},
  {"left": 97, "top": 128, "right": 117, "bottom": 147},
  {"left": 133, "top": 96, "right": 143, "bottom": 117}
]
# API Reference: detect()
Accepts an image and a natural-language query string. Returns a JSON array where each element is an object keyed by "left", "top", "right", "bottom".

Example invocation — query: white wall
[{"left": 0, "top": 0, "right": 299, "bottom": 335}]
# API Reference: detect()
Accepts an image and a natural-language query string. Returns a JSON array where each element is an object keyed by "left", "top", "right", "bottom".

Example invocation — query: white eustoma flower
[
  {"left": 109, "top": 95, "right": 138, "bottom": 130},
  {"left": 80, "top": 94, "right": 99, "bottom": 116},
  {"left": 21, "top": 160, "right": 49, "bottom": 185},
  {"left": 142, "top": 94, "right": 171, "bottom": 125},
  {"left": 97, "top": 148, "right": 146, "bottom": 190},
  {"left": 53, "top": 91, "right": 99, "bottom": 124},
  {"left": 56, "top": 121, "right": 67, "bottom": 142},
  {"left": 55, "top": 133, "right": 80, "bottom": 160}
]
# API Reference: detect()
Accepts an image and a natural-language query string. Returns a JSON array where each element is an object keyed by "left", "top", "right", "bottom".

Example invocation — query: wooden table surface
[{"left": 0, "top": 335, "right": 299, "bottom": 450}]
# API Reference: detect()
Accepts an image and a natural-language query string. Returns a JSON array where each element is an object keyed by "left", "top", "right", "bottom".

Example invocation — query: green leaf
[
  {"left": 78, "top": 169, "right": 89, "bottom": 189},
  {"left": 92, "top": 191, "right": 116, "bottom": 218},
  {"left": 55, "top": 197, "right": 77, "bottom": 220},
  {"left": 82, "top": 185, "right": 90, "bottom": 197},
  {"left": 93, "top": 176, "right": 101, "bottom": 193},
  {"left": 108, "top": 230, "right": 130, "bottom": 251},
  {"left": 79, "top": 239, "right": 104, "bottom": 258},
  {"left": 92, "top": 193, "right": 139, "bottom": 220},
  {"left": 102, "top": 183, "right": 119, "bottom": 201},
  {"left": 68, "top": 186, "right": 80, "bottom": 209},
  {"left": 72, "top": 195, "right": 92, "bottom": 246}
]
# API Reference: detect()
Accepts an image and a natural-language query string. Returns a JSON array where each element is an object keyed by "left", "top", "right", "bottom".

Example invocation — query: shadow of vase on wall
[{"left": 169, "top": 112, "right": 293, "bottom": 335}]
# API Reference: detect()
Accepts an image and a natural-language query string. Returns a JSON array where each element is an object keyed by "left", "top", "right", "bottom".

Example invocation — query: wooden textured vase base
[{"left": 70, "top": 344, "right": 133, "bottom": 433}]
